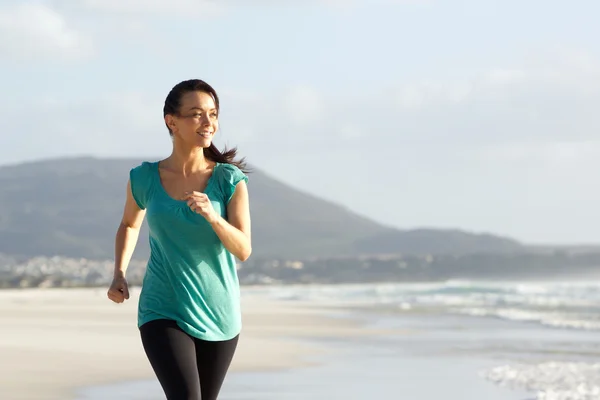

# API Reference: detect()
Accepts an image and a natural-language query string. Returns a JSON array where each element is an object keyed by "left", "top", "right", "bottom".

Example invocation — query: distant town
[{"left": 2, "top": 249, "right": 600, "bottom": 289}]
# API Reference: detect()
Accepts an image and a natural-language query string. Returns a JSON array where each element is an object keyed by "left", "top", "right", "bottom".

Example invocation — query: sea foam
[{"left": 480, "top": 361, "right": 600, "bottom": 400}]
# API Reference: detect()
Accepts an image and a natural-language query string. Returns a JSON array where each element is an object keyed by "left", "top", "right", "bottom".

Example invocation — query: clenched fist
[
  {"left": 107, "top": 276, "right": 130, "bottom": 304},
  {"left": 185, "top": 191, "right": 219, "bottom": 224}
]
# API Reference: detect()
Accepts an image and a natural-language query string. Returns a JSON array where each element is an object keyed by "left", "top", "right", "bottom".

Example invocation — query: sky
[{"left": 1, "top": 0, "right": 599, "bottom": 244}]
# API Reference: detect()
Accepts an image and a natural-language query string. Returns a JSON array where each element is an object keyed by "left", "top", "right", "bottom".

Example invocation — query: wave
[
  {"left": 242, "top": 280, "right": 600, "bottom": 331},
  {"left": 480, "top": 361, "right": 600, "bottom": 400}
]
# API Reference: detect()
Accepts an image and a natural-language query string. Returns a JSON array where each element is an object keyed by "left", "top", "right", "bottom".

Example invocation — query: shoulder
[
  {"left": 217, "top": 163, "right": 248, "bottom": 183},
  {"left": 130, "top": 161, "right": 156, "bottom": 177},
  {"left": 130, "top": 161, "right": 159, "bottom": 184},
  {"left": 129, "top": 161, "right": 158, "bottom": 209},
  {"left": 215, "top": 163, "right": 248, "bottom": 203}
]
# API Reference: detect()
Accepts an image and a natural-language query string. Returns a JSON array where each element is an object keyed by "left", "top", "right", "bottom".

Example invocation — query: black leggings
[{"left": 139, "top": 319, "right": 239, "bottom": 400}]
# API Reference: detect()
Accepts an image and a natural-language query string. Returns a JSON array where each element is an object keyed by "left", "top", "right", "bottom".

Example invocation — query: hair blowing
[{"left": 163, "top": 79, "right": 249, "bottom": 173}]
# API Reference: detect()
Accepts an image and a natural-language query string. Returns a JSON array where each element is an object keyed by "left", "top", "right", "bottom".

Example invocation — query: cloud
[
  {"left": 391, "top": 68, "right": 529, "bottom": 111},
  {"left": 0, "top": 3, "right": 93, "bottom": 61},
  {"left": 394, "top": 80, "right": 475, "bottom": 109},
  {"left": 2, "top": 47, "right": 599, "bottom": 169},
  {"left": 473, "top": 140, "right": 600, "bottom": 169},
  {"left": 370, "top": 52, "right": 600, "bottom": 150},
  {"left": 0, "top": 87, "right": 277, "bottom": 162},
  {"left": 72, "top": 0, "right": 424, "bottom": 19},
  {"left": 280, "top": 85, "right": 324, "bottom": 126},
  {"left": 78, "top": 0, "right": 223, "bottom": 18},
  {"left": 216, "top": 51, "right": 600, "bottom": 155},
  {"left": 45, "top": 0, "right": 429, "bottom": 50},
  {"left": 0, "top": 91, "right": 167, "bottom": 163}
]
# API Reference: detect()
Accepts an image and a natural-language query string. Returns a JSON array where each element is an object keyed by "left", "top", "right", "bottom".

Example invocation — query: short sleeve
[
  {"left": 218, "top": 163, "right": 248, "bottom": 204},
  {"left": 129, "top": 162, "right": 154, "bottom": 210}
]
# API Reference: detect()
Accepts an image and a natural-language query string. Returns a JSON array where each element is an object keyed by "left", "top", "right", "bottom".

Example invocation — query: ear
[{"left": 165, "top": 114, "right": 178, "bottom": 133}]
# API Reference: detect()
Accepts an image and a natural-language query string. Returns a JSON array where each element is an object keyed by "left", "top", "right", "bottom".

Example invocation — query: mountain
[
  {"left": 0, "top": 156, "right": 524, "bottom": 260},
  {"left": 353, "top": 228, "right": 523, "bottom": 255}
]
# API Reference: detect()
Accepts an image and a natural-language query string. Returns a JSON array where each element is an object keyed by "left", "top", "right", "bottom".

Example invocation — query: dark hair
[{"left": 163, "top": 79, "right": 248, "bottom": 173}]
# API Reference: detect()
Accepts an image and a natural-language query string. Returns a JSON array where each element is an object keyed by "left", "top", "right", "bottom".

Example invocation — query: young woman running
[{"left": 107, "top": 78, "right": 252, "bottom": 400}]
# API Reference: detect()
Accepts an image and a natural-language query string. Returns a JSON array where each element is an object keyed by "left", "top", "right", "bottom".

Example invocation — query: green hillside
[{"left": 0, "top": 157, "right": 525, "bottom": 260}]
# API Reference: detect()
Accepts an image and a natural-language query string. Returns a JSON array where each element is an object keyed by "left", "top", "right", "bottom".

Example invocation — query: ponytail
[{"left": 204, "top": 143, "right": 249, "bottom": 174}]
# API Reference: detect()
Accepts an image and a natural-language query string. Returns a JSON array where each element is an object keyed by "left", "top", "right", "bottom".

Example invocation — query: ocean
[{"left": 78, "top": 280, "right": 600, "bottom": 400}]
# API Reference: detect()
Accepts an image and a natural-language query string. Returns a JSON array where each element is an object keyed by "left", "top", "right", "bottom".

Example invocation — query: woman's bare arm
[
  {"left": 113, "top": 180, "right": 146, "bottom": 279},
  {"left": 210, "top": 180, "right": 252, "bottom": 262}
]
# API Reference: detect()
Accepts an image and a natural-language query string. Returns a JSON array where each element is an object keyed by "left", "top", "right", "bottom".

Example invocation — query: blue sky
[{"left": 1, "top": 0, "right": 599, "bottom": 244}]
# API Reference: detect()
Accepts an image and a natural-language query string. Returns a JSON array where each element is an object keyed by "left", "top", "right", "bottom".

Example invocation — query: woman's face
[{"left": 168, "top": 91, "right": 219, "bottom": 148}]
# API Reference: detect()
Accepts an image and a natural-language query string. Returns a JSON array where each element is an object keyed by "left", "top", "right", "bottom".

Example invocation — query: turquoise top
[{"left": 129, "top": 160, "right": 248, "bottom": 341}]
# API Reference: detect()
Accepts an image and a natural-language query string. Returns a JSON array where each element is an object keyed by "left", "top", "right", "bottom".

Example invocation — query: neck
[{"left": 167, "top": 139, "right": 212, "bottom": 175}]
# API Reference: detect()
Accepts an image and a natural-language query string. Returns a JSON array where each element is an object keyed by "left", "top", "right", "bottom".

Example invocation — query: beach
[
  {"left": 0, "top": 286, "right": 400, "bottom": 400},
  {"left": 2, "top": 281, "right": 599, "bottom": 400}
]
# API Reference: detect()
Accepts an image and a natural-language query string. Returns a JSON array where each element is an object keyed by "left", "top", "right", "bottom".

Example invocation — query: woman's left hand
[{"left": 185, "top": 191, "right": 219, "bottom": 224}]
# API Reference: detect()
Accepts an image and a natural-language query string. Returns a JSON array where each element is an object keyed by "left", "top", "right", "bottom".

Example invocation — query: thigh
[
  {"left": 195, "top": 334, "right": 240, "bottom": 400},
  {"left": 139, "top": 319, "right": 201, "bottom": 400}
]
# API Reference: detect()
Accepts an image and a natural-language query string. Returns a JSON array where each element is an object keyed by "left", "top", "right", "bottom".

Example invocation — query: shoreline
[
  {"left": 0, "top": 287, "right": 402, "bottom": 400},
  {"left": 3, "top": 280, "right": 597, "bottom": 399},
  {"left": 75, "top": 311, "right": 533, "bottom": 400}
]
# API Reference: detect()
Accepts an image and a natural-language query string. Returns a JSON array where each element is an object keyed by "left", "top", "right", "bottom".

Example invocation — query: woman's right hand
[{"left": 107, "top": 276, "right": 130, "bottom": 303}]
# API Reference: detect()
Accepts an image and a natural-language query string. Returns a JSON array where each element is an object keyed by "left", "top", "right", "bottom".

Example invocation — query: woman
[{"left": 107, "top": 79, "right": 252, "bottom": 400}]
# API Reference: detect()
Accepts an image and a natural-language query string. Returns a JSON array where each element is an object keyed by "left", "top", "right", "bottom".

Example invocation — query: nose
[{"left": 200, "top": 114, "right": 211, "bottom": 125}]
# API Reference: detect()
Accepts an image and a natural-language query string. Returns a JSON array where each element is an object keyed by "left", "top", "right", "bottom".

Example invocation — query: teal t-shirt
[{"left": 129, "top": 160, "right": 248, "bottom": 341}]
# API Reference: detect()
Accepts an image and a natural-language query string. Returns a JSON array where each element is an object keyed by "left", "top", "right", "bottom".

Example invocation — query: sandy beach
[
  {"left": 4, "top": 281, "right": 597, "bottom": 400},
  {"left": 0, "top": 287, "right": 398, "bottom": 400}
]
